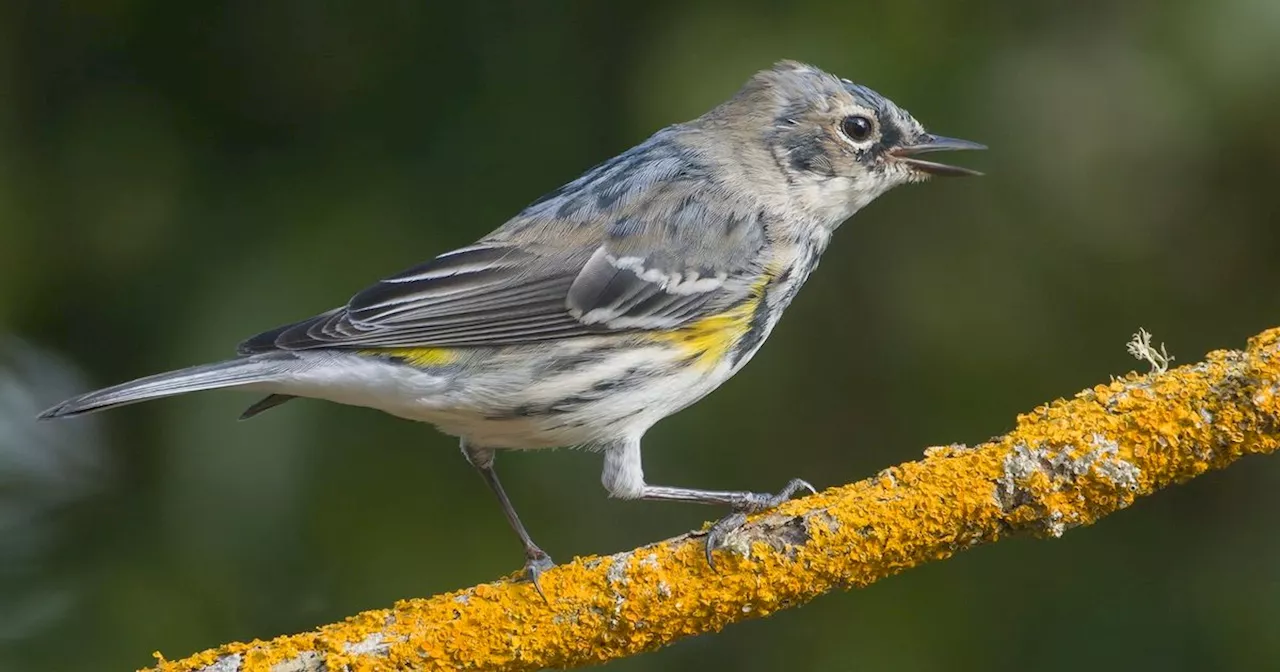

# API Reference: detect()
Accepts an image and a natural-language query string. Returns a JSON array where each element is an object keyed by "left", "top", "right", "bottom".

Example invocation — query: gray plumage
[
  {"left": 39, "top": 355, "right": 298, "bottom": 418},
  {"left": 231, "top": 61, "right": 974, "bottom": 355},
  {"left": 39, "top": 61, "right": 983, "bottom": 589}
]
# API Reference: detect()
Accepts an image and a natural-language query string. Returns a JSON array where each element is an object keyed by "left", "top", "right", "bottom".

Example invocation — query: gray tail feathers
[
  {"left": 38, "top": 357, "right": 292, "bottom": 419},
  {"left": 238, "top": 394, "right": 297, "bottom": 420}
]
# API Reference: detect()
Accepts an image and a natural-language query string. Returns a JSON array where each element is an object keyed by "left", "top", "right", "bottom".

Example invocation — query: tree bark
[{"left": 150, "top": 327, "right": 1280, "bottom": 672}]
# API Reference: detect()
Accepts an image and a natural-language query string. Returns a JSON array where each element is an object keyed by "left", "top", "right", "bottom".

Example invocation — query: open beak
[{"left": 889, "top": 134, "right": 986, "bottom": 177}]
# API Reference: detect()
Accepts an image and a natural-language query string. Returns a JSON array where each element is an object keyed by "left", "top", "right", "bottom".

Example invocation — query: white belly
[{"left": 261, "top": 337, "right": 760, "bottom": 451}]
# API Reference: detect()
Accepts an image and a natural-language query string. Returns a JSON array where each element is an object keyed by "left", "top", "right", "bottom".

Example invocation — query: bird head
[{"left": 699, "top": 61, "right": 984, "bottom": 227}]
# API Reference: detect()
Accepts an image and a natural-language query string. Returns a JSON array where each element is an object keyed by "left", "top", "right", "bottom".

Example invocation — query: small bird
[{"left": 40, "top": 61, "right": 982, "bottom": 593}]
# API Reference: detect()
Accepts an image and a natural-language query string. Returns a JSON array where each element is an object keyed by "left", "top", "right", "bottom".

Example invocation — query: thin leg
[
  {"left": 601, "top": 439, "right": 815, "bottom": 568},
  {"left": 461, "top": 441, "right": 554, "bottom": 598},
  {"left": 636, "top": 482, "right": 815, "bottom": 510}
]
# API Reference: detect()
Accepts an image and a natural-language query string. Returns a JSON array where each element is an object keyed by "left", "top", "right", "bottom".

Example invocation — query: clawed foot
[
  {"left": 705, "top": 478, "right": 815, "bottom": 569},
  {"left": 521, "top": 548, "right": 556, "bottom": 601}
]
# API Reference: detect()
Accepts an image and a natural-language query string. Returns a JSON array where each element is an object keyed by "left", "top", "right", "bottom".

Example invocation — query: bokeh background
[{"left": 2, "top": 1, "right": 1279, "bottom": 670}]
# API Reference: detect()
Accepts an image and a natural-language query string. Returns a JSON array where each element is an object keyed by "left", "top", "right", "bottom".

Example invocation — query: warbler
[{"left": 40, "top": 61, "right": 982, "bottom": 592}]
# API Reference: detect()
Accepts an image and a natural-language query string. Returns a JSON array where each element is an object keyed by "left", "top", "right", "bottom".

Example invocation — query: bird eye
[{"left": 840, "top": 115, "right": 874, "bottom": 142}]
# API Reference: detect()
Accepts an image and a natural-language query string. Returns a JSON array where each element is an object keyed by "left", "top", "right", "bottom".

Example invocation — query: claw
[
  {"left": 522, "top": 549, "right": 556, "bottom": 602},
  {"left": 704, "top": 477, "right": 816, "bottom": 569},
  {"left": 705, "top": 511, "right": 747, "bottom": 570},
  {"left": 773, "top": 478, "right": 816, "bottom": 504}
]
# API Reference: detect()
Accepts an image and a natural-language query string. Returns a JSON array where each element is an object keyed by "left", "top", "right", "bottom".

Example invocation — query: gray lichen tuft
[{"left": 995, "top": 433, "right": 1142, "bottom": 535}]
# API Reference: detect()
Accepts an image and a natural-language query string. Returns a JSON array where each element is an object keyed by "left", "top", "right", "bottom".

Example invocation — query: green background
[{"left": 2, "top": 1, "right": 1279, "bottom": 670}]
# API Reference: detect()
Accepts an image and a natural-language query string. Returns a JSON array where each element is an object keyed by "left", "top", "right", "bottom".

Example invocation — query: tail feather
[
  {"left": 38, "top": 356, "right": 293, "bottom": 419},
  {"left": 238, "top": 394, "right": 298, "bottom": 420}
]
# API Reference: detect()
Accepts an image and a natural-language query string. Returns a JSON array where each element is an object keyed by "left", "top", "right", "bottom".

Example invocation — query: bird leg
[
  {"left": 601, "top": 439, "right": 814, "bottom": 568},
  {"left": 461, "top": 441, "right": 554, "bottom": 599}
]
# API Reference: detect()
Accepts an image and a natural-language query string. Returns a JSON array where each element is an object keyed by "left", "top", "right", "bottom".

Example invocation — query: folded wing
[{"left": 239, "top": 152, "right": 768, "bottom": 353}]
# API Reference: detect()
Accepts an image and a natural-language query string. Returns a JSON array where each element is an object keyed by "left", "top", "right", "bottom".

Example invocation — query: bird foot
[
  {"left": 521, "top": 548, "right": 556, "bottom": 601},
  {"left": 705, "top": 478, "right": 816, "bottom": 569}
]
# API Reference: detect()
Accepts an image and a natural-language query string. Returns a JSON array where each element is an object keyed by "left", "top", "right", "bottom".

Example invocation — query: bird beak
[{"left": 889, "top": 134, "right": 986, "bottom": 177}]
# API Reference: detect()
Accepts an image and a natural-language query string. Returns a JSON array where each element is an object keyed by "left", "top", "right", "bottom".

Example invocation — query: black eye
[{"left": 841, "top": 115, "right": 874, "bottom": 141}]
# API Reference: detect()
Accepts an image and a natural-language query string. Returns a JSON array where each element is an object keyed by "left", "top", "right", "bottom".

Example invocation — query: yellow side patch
[
  {"left": 652, "top": 271, "right": 772, "bottom": 370},
  {"left": 360, "top": 347, "right": 458, "bottom": 367}
]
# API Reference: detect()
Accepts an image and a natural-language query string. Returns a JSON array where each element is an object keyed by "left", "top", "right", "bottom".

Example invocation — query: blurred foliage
[{"left": 1, "top": 1, "right": 1278, "bottom": 670}]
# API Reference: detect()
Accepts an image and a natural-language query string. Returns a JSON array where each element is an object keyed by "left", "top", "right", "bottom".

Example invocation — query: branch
[{"left": 151, "top": 328, "right": 1280, "bottom": 672}]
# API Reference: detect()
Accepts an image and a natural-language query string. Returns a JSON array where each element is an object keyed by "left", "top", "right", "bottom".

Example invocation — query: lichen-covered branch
[{"left": 150, "top": 328, "right": 1280, "bottom": 672}]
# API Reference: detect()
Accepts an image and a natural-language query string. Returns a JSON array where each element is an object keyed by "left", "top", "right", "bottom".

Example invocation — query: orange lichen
[{"left": 147, "top": 328, "right": 1280, "bottom": 672}]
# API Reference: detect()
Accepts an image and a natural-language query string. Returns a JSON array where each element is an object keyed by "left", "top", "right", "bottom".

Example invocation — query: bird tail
[{"left": 38, "top": 356, "right": 293, "bottom": 419}]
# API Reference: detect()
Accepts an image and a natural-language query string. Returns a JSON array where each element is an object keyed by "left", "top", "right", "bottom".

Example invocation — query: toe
[
  {"left": 703, "top": 511, "right": 748, "bottom": 570},
  {"left": 704, "top": 478, "right": 817, "bottom": 568},
  {"left": 523, "top": 552, "right": 557, "bottom": 601},
  {"left": 777, "top": 477, "right": 816, "bottom": 502}
]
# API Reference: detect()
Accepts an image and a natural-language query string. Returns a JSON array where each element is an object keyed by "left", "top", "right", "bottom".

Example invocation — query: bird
[{"left": 39, "top": 60, "right": 983, "bottom": 594}]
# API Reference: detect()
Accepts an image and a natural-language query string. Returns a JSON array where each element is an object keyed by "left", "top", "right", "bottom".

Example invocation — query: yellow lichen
[{"left": 146, "top": 328, "right": 1280, "bottom": 672}]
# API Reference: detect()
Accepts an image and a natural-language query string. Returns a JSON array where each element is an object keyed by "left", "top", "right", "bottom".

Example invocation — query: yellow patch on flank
[
  {"left": 360, "top": 347, "right": 459, "bottom": 367},
  {"left": 652, "top": 270, "right": 773, "bottom": 370}
]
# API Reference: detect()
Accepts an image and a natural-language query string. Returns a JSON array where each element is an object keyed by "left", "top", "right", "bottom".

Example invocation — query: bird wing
[
  {"left": 564, "top": 192, "right": 765, "bottom": 332},
  {"left": 238, "top": 171, "right": 768, "bottom": 354}
]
